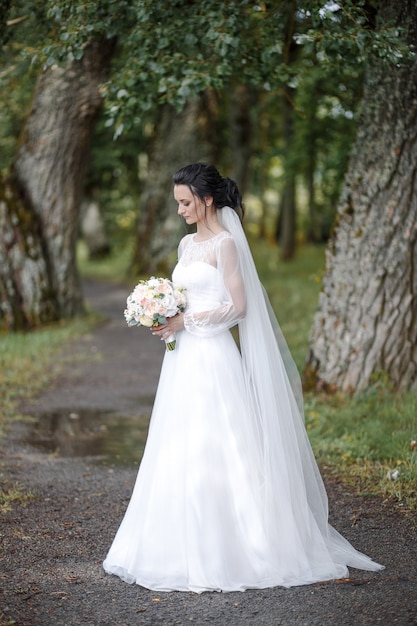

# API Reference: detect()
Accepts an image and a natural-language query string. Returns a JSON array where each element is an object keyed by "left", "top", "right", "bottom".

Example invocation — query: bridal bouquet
[{"left": 124, "top": 277, "right": 186, "bottom": 351}]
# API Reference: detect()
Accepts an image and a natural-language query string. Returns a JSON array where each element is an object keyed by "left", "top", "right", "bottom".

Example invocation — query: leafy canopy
[{"left": 33, "top": 0, "right": 413, "bottom": 136}]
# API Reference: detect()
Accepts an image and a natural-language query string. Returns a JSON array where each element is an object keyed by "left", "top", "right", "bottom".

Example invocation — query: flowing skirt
[{"left": 103, "top": 329, "right": 383, "bottom": 592}]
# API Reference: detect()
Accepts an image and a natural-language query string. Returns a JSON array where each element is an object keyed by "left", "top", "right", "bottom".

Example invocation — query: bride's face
[{"left": 174, "top": 185, "right": 211, "bottom": 225}]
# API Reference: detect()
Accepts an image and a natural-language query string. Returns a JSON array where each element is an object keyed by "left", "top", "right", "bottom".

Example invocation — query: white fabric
[
  {"left": 103, "top": 209, "right": 384, "bottom": 592},
  {"left": 179, "top": 232, "right": 246, "bottom": 337}
]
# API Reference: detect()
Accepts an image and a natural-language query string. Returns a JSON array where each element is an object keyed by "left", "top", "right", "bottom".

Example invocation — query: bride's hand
[{"left": 152, "top": 313, "right": 184, "bottom": 340}]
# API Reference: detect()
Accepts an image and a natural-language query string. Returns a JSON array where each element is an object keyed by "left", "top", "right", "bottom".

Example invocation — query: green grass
[
  {"left": 305, "top": 388, "right": 417, "bottom": 511},
  {"left": 0, "top": 480, "right": 36, "bottom": 515}
]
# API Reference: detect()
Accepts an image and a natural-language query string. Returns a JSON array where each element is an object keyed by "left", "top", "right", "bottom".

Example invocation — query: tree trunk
[
  {"left": 305, "top": 103, "right": 321, "bottom": 243},
  {"left": 80, "top": 199, "right": 111, "bottom": 259},
  {"left": 1, "top": 0, "right": 11, "bottom": 45},
  {"left": 228, "top": 84, "right": 253, "bottom": 197},
  {"left": 131, "top": 99, "right": 211, "bottom": 276},
  {"left": 255, "top": 95, "right": 273, "bottom": 239},
  {"left": 4, "top": 38, "right": 115, "bottom": 328},
  {"left": 276, "top": 0, "right": 298, "bottom": 260},
  {"left": 276, "top": 81, "right": 297, "bottom": 259},
  {"left": 306, "top": 1, "right": 417, "bottom": 393},
  {"left": 0, "top": 172, "right": 58, "bottom": 331}
]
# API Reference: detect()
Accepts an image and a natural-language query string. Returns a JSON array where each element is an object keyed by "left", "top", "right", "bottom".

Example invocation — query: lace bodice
[{"left": 172, "top": 231, "right": 246, "bottom": 337}]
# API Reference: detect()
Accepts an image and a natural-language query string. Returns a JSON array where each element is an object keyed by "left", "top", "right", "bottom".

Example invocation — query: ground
[{"left": 1, "top": 279, "right": 416, "bottom": 626}]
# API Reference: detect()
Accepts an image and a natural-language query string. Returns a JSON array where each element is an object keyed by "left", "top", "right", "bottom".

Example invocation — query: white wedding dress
[{"left": 103, "top": 213, "right": 383, "bottom": 592}]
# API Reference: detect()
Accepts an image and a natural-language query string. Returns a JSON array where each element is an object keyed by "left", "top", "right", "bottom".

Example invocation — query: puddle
[{"left": 25, "top": 407, "right": 153, "bottom": 466}]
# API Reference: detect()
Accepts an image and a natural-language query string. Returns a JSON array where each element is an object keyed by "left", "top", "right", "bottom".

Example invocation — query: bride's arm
[{"left": 183, "top": 237, "right": 246, "bottom": 337}]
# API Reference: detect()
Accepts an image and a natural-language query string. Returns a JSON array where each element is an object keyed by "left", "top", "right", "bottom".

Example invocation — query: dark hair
[{"left": 173, "top": 163, "right": 244, "bottom": 221}]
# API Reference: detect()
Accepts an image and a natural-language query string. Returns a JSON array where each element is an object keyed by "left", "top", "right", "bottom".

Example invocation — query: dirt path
[{"left": 1, "top": 279, "right": 416, "bottom": 626}]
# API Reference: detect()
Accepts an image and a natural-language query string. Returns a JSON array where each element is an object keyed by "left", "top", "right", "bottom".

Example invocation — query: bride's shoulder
[
  {"left": 178, "top": 233, "right": 194, "bottom": 250},
  {"left": 217, "top": 230, "right": 235, "bottom": 247},
  {"left": 215, "top": 231, "right": 238, "bottom": 260},
  {"left": 180, "top": 233, "right": 194, "bottom": 242}
]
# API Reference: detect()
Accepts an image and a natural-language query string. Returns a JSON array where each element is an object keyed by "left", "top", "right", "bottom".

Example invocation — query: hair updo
[{"left": 173, "top": 163, "right": 244, "bottom": 221}]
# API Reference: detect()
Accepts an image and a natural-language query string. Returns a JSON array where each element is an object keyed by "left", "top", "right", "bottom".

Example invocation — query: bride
[{"left": 103, "top": 162, "right": 384, "bottom": 592}]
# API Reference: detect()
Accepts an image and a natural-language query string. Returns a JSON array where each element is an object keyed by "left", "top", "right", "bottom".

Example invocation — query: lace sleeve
[{"left": 184, "top": 236, "right": 246, "bottom": 337}]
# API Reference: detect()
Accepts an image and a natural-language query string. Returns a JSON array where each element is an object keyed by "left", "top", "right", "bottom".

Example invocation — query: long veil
[{"left": 218, "top": 206, "right": 383, "bottom": 574}]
